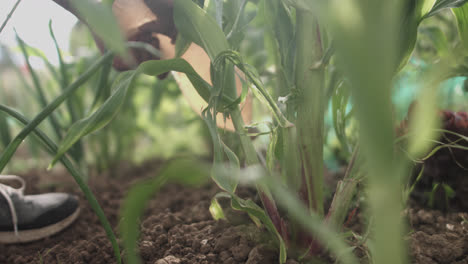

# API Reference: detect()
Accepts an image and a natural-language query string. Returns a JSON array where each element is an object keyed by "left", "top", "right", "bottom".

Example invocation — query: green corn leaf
[
  {"left": 121, "top": 158, "right": 209, "bottom": 264},
  {"left": 139, "top": 58, "right": 213, "bottom": 103},
  {"left": 264, "top": 179, "right": 358, "bottom": 264},
  {"left": 50, "top": 71, "right": 137, "bottom": 168},
  {"left": 51, "top": 57, "right": 220, "bottom": 169},
  {"left": 202, "top": 109, "right": 239, "bottom": 193},
  {"left": 453, "top": 4, "right": 468, "bottom": 51},
  {"left": 332, "top": 81, "right": 351, "bottom": 155},
  {"left": 162, "top": 157, "right": 211, "bottom": 186},
  {"left": 16, "top": 33, "right": 63, "bottom": 140},
  {"left": 231, "top": 196, "right": 287, "bottom": 264},
  {"left": 71, "top": 0, "right": 127, "bottom": 56},
  {"left": 209, "top": 195, "right": 226, "bottom": 220},
  {"left": 417, "top": 0, "right": 438, "bottom": 20},
  {"left": 174, "top": 34, "right": 191, "bottom": 58},
  {"left": 174, "top": 0, "right": 229, "bottom": 60},
  {"left": 0, "top": 52, "right": 113, "bottom": 173},
  {"left": 212, "top": 191, "right": 287, "bottom": 264},
  {"left": 425, "top": 0, "right": 468, "bottom": 18},
  {"left": 213, "top": 50, "right": 292, "bottom": 127},
  {"left": 0, "top": 113, "right": 11, "bottom": 147},
  {"left": 120, "top": 172, "right": 168, "bottom": 264},
  {"left": 264, "top": 0, "right": 296, "bottom": 87}
]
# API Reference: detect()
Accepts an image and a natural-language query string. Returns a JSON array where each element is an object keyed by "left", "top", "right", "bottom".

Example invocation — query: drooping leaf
[
  {"left": 50, "top": 71, "right": 137, "bottom": 167},
  {"left": 139, "top": 58, "right": 213, "bottom": 103},
  {"left": 202, "top": 109, "right": 239, "bottom": 193},
  {"left": 71, "top": 0, "right": 127, "bottom": 56}
]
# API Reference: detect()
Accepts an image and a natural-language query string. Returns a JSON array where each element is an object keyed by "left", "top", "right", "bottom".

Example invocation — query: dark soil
[
  {"left": 1, "top": 159, "right": 467, "bottom": 264},
  {"left": 0, "top": 160, "right": 285, "bottom": 264}
]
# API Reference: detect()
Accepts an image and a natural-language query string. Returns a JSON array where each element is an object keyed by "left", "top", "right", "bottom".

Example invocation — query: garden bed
[{"left": 1, "top": 160, "right": 467, "bottom": 264}]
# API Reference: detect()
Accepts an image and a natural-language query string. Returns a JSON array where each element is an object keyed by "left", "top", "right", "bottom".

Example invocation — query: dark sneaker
[{"left": 0, "top": 175, "right": 80, "bottom": 244}]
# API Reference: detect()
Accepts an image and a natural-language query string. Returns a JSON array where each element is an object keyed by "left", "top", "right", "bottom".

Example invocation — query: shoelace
[{"left": 0, "top": 175, "right": 26, "bottom": 236}]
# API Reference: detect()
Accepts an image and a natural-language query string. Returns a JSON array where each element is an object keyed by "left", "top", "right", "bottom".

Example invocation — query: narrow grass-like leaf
[
  {"left": 121, "top": 158, "right": 209, "bottom": 264},
  {"left": 71, "top": 0, "right": 127, "bottom": 56},
  {"left": 174, "top": 0, "right": 229, "bottom": 60},
  {"left": 50, "top": 71, "right": 137, "bottom": 167},
  {"left": 0, "top": 104, "right": 121, "bottom": 264},
  {"left": 49, "top": 21, "right": 78, "bottom": 120},
  {"left": 0, "top": 52, "right": 113, "bottom": 173},
  {"left": 0, "top": 0, "right": 22, "bottom": 33},
  {"left": 0, "top": 113, "right": 11, "bottom": 147},
  {"left": 16, "top": 33, "right": 63, "bottom": 140},
  {"left": 49, "top": 20, "right": 85, "bottom": 163}
]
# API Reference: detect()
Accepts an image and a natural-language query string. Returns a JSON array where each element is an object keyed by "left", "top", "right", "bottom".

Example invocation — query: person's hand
[{"left": 52, "top": 0, "right": 252, "bottom": 130}]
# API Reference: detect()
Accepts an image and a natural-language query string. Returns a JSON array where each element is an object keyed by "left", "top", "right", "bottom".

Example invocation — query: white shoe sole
[{"left": 0, "top": 207, "right": 80, "bottom": 244}]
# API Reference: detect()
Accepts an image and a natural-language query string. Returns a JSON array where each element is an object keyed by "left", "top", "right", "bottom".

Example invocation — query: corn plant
[{"left": 2, "top": 0, "right": 468, "bottom": 264}]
